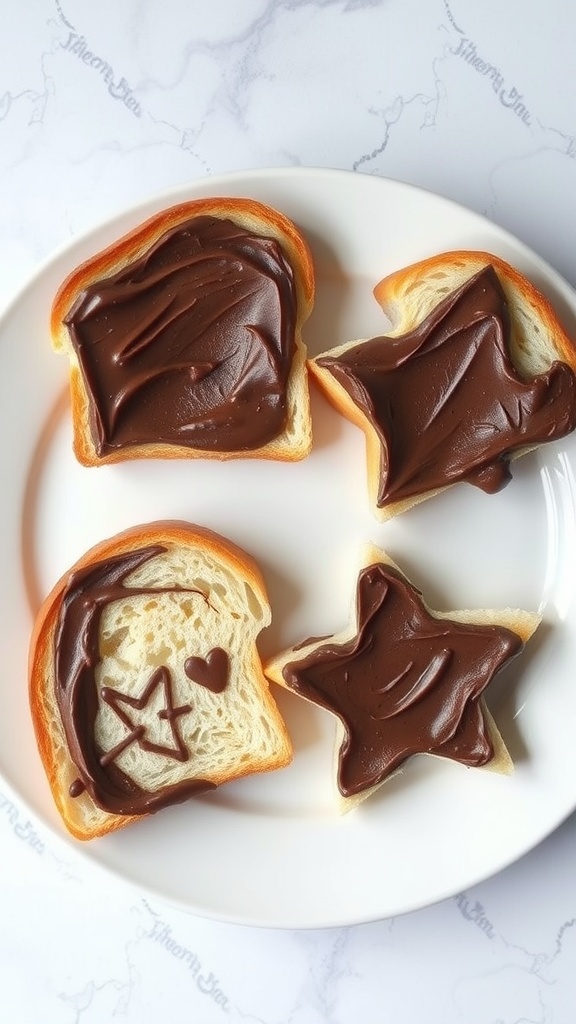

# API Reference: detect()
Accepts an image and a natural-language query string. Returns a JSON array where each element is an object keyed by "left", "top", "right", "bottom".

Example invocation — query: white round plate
[{"left": 3, "top": 168, "right": 576, "bottom": 928}]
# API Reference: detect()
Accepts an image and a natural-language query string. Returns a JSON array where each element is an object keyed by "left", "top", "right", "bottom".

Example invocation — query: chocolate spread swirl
[
  {"left": 64, "top": 215, "right": 298, "bottom": 454},
  {"left": 282, "top": 563, "right": 523, "bottom": 797},
  {"left": 317, "top": 266, "right": 576, "bottom": 507},
  {"left": 54, "top": 546, "right": 216, "bottom": 816}
]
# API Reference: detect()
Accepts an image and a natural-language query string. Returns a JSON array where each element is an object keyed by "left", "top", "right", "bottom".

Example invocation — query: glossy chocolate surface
[
  {"left": 282, "top": 563, "right": 523, "bottom": 797},
  {"left": 318, "top": 266, "right": 576, "bottom": 507},
  {"left": 64, "top": 215, "right": 298, "bottom": 454}
]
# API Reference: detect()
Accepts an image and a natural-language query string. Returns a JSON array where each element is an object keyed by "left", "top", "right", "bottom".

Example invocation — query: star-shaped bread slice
[
  {"left": 309, "top": 252, "right": 576, "bottom": 521},
  {"left": 265, "top": 547, "right": 540, "bottom": 812}
]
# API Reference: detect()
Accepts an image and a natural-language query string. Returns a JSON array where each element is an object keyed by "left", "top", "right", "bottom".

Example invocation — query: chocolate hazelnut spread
[
  {"left": 64, "top": 215, "right": 298, "bottom": 455},
  {"left": 54, "top": 546, "right": 216, "bottom": 816},
  {"left": 317, "top": 266, "right": 576, "bottom": 508},
  {"left": 282, "top": 563, "right": 523, "bottom": 797}
]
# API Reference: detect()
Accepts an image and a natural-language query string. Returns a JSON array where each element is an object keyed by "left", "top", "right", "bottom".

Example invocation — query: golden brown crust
[
  {"left": 373, "top": 249, "right": 576, "bottom": 372},
  {"left": 51, "top": 197, "right": 315, "bottom": 467},
  {"left": 51, "top": 197, "right": 314, "bottom": 341},
  {"left": 29, "top": 521, "right": 292, "bottom": 841},
  {"left": 309, "top": 249, "right": 576, "bottom": 521}
]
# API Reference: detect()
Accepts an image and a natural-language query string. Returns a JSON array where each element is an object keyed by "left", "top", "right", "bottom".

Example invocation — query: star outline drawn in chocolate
[
  {"left": 99, "top": 665, "right": 192, "bottom": 767},
  {"left": 281, "top": 562, "right": 524, "bottom": 798},
  {"left": 56, "top": 546, "right": 218, "bottom": 815},
  {"left": 317, "top": 265, "right": 576, "bottom": 508}
]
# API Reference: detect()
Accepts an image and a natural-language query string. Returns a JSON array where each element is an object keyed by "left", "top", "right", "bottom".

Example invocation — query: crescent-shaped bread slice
[
  {"left": 29, "top": 521, "right": 292, "bottom": 840},
  {"left": 308, "top": 250, "right": 576, "bottom": 520},
  {"left": 52, "top": 197, "right": 315, "bottom": 466},
  {"left": 265, "top": 545, "right": 540, "bottom": 813}
]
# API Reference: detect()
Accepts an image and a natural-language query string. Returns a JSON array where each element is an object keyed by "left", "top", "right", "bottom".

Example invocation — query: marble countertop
[{"left": 2, "top": 1, "right": 576, "bottom": 1020}]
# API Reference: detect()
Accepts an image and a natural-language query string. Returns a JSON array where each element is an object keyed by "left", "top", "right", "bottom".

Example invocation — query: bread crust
[
  {"left": 51, "top": 197, "right": 315, "bottom": 466},
  {"left": 309, "top": 250, "right": 576, "bottom": 520},
  {"left": 29, "top": 521, "right": 292, "bottom": 840},
  {"left": 373, "top": 249, "right": 576, "bottom": 373},
  {"left": 265, "top": 545, "right": 540, "bottom": 813}
]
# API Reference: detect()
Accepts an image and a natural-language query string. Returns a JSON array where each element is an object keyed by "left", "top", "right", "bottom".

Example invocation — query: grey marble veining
[{"left": 2, "top": 1, "right": 576, "bottom": 1021}]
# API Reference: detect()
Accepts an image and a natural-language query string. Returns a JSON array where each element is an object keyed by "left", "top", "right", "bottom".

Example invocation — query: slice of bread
[
  {"left": 29, "top": 521, "right": 292, "bottom": 840},
  {"left": 309, "top": 250, "right": 576, "bottom": 520},
  {"left": 265, "top": 545, "right": 540, "bottom": 813},
  {"left": 51, "top": 197, "right": 315, "bottom": 466}
]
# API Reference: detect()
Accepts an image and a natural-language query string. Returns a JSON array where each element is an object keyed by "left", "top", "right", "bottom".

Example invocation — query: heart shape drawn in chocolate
[{"left": 184, "top": 647, "right": 229, "bottom": 693}]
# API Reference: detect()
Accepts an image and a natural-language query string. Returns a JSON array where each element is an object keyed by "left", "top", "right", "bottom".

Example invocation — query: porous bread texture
[
  {"left": 51, "top": 196, "right": 315, "bottom": 467},
  {"left": 308, "top": 250, "right": 576, "bottom": 521},
  {"left": 264, "top": 545, "right": 540, "bottom": 814},
  {"left": 29, "top": 522, "right": 293, "bottom": 840},
  {"left": 373, "top": 250, "right": 576, "bottom": 375}
]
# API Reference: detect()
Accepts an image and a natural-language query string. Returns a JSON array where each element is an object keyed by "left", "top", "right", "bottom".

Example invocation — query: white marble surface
[{"left": 2, "top": 1, "right": 576, "bottom": 1020}]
